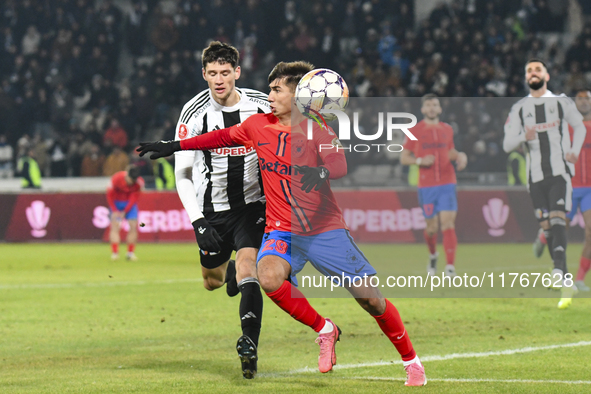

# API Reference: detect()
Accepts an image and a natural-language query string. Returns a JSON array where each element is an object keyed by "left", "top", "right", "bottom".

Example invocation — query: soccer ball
[{"left": 295, "top": 68, "right": 349, "bottom": 121}]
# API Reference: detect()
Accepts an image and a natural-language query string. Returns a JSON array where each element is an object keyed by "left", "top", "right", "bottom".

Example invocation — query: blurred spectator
[
  {"left": 17, "top": 148, "right": 42, "bottom": 189},
  {"left": 81, "top": 144, "right": 105, "bottom": 176},
  {"left": 153, "top": 156, "right": 175, "bottom": 190},
  {"left": 103, "top": 146, "right": 129, "bottom": 176},
  {"left": 103, "top": 118, "right": 128, "bottom": 149},
  {"left": 0, "top": 134, "right": 14, "bottom": 178},
  {"left": 48, "top": 137, "right": 68, "bottom": 177}
]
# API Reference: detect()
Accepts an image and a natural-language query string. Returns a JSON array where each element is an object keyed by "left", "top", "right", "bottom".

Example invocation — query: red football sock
[
  {"left": 128, "top": 244, "right": 135, "bottom": 253},
  {"left": 423, "top": 231, "right": 437, "bottom": 255},
  {"left": 374, "top": 299, "right": 416, "bottom": 361},
  {"left": 111, "top": 243, "right": 118, "bottom": 254},
  {"left": 539, "top": 230, "right": 547, "bottom": 245},
  {"left": 266, "top": 281, "right": 326, "bottom": 332},
  {"left": 576, "top": 256, "right": 591, "bottom": 281},
  {"left": 442, "top": 228, "right": 457, "bottom": 265}
]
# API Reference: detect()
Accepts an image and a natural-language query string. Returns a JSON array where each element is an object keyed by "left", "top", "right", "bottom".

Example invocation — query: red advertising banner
[{"left": 1, "top": 189, "right": 586, "bottom": 243}]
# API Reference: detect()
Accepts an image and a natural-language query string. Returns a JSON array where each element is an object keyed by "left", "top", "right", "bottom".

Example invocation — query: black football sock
[
  {"left": 550, "top": 218, "right": 567, "bottom": 274},
  {"left": 544, "top": 229, "right": 554, "bottom": 260},
  {"left": 239, "top": 278, "right": 263, "bottom": 347}
]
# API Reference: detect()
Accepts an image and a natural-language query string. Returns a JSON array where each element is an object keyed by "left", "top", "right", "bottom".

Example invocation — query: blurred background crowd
[{"left": 1, "top": 0, "right": 590, "bottom": 185}]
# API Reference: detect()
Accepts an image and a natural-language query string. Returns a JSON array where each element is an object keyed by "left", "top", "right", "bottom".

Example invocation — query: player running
[
  {"left": 400, "top": 94, "right": 467, "bottom": 277},
  {"left": 503, "top": 59, "right": 587, "bottom": 309},
  {"left": 173, "top": 42, "right": 269, "bottom": 379},
  {"left": 532, "top": 89, "right": 591, "bottom": 292},
  {"left": 137, "top": 61, "right": 427, "bottom": 387},
  {"left": 106, "top": 165, "right": 144, "bottom": 261}
]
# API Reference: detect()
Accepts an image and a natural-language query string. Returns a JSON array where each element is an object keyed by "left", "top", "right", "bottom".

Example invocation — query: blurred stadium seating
[{"left": 1, "top": 0, "right": 590, "bottom": 186}]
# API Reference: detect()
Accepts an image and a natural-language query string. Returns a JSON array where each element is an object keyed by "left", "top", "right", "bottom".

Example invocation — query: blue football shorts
[
  {"left": 566, "top": 187, "right": 591, "bottom": 220},
  {"left": 417, "top": 183, "right": 457, "bottom": 219},
  {"left": 256, "top": 229, "right": 377, "bottom": 287},
  {"left": 112, "top": 200, "right": 139, "bottom": 220}
]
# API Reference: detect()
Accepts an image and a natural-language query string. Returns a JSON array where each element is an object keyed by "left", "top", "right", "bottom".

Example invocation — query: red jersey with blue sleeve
[
  {"left": 106, "top": 171, "right": 144, "bottom": 213},
  {"left": 403, "top": 120, "right": 456, "bottom": 188},
  {"left": 227, "top": 113, "right": 348, "bottom": 235},
  {"left": 569, "top": 120, "right": 591, "bottom": 188}
]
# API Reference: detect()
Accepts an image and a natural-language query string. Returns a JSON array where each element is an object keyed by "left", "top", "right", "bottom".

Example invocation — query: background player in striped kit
[
  {"left": 173, "top": 42, "right": 269, "bottom": 378},
  {"left": 400, "top": 94, "right": 468, "bottom": 277},
  {"left": 533, "top": 89, "right": 591, "bottom": 292},
  {"left": 503, "top": 59, "right": 587, "bottom": 309}
]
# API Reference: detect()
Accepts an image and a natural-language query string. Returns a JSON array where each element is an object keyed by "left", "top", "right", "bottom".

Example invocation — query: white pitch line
[
  {"left": 349, "top": 377, "right": 591, "bottom": 385},
  {"left": 290, "top": 340, "right": 591, "bottom": 374},
  {"left": 0, "top": 278, "right": 203, "bottom": 290}
]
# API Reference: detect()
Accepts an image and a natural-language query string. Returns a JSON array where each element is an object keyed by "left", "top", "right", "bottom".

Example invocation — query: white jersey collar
[
  {"left": 209, "top": 87, "right": 246, "bottom": 111},
  {"left": 527, "top": 90, "right": 556, "bottom": 98}
]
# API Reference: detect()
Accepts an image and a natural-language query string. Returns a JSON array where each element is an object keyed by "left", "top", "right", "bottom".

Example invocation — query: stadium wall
[{"left": 1, "top": 190, "right": 586, "bottom": 243}]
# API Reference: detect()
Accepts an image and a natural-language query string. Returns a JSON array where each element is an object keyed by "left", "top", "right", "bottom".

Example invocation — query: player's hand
[
  {"left": 136, "top": 140, "right": 181, "bottom": 159},
  {"left": 566, "top": 152, "right": 578, "bottom": 164},
  {"left": 111, "top": 211, "right": 124, "bottom": 221},
  {"left": 419, "top": 155, "right": 435, "bottom": 167},
  {"left": 455, "top": 152, "right": 468, "bottom": 171},
  {"left": 525, "top": 127, "right": 537, "bottom": 141},
  {"left": 294, "top": 165, "right": 330, "bottom": 193},
  {"left": 192, "top": 218, "right": 224, "bottom": 253}
]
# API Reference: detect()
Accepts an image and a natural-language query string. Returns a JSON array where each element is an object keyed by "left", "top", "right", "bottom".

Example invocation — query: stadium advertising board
[{"left": 1, "top": 190, "right": 585, "bottom": 243}]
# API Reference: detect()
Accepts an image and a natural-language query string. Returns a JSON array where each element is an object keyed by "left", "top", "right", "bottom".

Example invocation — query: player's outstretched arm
[{"left": 137, "top": 128, "right": 239, "bottom": 159}]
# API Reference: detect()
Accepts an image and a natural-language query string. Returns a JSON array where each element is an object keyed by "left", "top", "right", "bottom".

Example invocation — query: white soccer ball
[{"left": 295, "top": 68, "right": 349, "bottom": 121}]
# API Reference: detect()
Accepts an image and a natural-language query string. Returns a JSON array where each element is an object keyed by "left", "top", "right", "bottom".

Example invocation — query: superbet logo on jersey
[{"left": 178, "top": 124, "right": 188, "bottom": 139}]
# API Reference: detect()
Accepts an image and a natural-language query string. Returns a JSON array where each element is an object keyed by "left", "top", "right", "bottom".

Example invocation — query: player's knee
[
  {"left": 236, "top": 258, "right": 257, "bottom": 280},
  {"left": 203, "top": 277, "right": 223, "bottom": 291},
  {"left": 258, "top": 272, "right": 281, "bottom": 293},
  {"left": 440, "top": 221, "right": 455, "bottom": 231}
]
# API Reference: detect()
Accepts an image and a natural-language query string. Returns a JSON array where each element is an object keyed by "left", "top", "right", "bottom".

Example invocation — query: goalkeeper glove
[
  {"left": 192, "top": 218, "right": 224, "bottom": 253},
  {"left": 294, "top": 165, "right": 330, "bottom": 193},
  {"left": 136, "top": 140, "right": 181, "bottom": 159}
]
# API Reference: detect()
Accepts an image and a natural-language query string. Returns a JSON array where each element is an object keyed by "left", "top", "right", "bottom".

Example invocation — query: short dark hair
[
  {"left": 268, "top": 61, "right": 314, "bottom": 92},
  {"left": 202, "top": 41, "right": 239, "bottom": 69},
  {"left": 127, "top": 165, "right": 140, "bottom": 180},
  {"left": 421, "top": 93, "right": 439, "bottom": 104},
  {"left": 525, "top": 58, "right": 547, "bottom": 69}
]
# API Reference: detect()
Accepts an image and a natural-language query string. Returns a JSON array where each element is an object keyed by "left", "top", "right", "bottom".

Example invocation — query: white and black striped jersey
[
  {"left": 174, "top": 87, "right": 270, "bottom": 214},
  {"left": 503, "top": 90, "right": 586, "bottom": 184}
]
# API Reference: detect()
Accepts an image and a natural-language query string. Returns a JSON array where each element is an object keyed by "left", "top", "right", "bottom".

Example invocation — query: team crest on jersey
[
  {"left": 178, "top": 124, "right": 188, "bottom": 139},
  {"left": 293, "top": 137, "right": 307, "bottom": 158}
]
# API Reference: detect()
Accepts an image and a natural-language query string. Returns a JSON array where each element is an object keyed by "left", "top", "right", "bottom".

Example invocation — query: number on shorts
[{"left": 260, "top": 239, "right": 288, "bottom": 254}]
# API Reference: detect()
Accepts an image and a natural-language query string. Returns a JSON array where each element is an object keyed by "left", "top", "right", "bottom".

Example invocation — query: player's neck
[
  {"left": 213, "top": 89, "right": 240, "bottom": 107},
  {"left": 424, "top": 117, "right": 439, "bottom": 125},
  {"left": 529, "top": 86, "right": 547, "bottom": 98},
  {"left": 584, "top": 113, "right": 591, "bottom": 122},
  {"left": 277, "top": 113, "right": 292, "bottom": 127}
]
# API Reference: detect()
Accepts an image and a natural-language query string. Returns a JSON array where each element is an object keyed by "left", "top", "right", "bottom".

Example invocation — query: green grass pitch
[{"left": 1, "top": 243, "right": 590, "bottom": 393}]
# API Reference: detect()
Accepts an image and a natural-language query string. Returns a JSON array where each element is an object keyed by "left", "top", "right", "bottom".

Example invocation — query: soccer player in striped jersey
[
  {"left": 503, "top": 59, "right": 587, "bottom": 309},
  {"left": 173, "top": 42, "right": 270, "bottom": 378},
  {"left": 533, "top": 89, "right": 591, "bottom": 292},
  {"left": 106, "top": 165, "right": 144, "bottom": 261},
  {"left": 400, "top": 94, "right": 467, "bottom": 277},
  {"left": 138, "top": 61, "right": 427, "bottom": 387}
]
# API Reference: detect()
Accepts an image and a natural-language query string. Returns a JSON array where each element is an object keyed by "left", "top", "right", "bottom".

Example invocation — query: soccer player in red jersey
[
  {"left": 533, "top": 89, "right": 591, "bottom": 292},
  {"left": 400, "top": 94, "right": 467, "bottom": 277},
  {"left": 106, "top": 165, "right": 144, "bottom": 261},
  {"left": 137, "top": 61, "right": 427, "bottom": 386}
]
